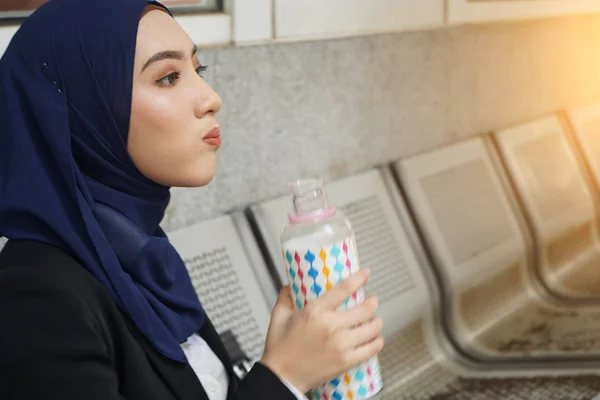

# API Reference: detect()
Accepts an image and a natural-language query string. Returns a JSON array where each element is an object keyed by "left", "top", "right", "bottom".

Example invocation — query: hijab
[{"left": 0, "top": 0, "right": 205, "bottom": 363}]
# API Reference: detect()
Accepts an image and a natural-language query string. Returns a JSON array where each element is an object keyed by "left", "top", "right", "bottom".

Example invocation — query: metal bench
[
  {"left": 248, "top": 165, "right": 600, "bottom": 399},
  {"left": 395, "top": 135, "right": 600, "bottom": 365}
]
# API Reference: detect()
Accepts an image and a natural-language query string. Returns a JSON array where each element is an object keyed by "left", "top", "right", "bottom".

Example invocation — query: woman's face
[{"left": 128, "top": 6, "right": 222, "bottom": 188}]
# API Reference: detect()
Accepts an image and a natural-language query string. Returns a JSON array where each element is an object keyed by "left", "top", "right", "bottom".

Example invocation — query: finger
[
  {"left": 344, "top": 336, "right": 385, "bottom": 368},
  {"left": 340, "top": 317, "right": 383, "bottom": 349},
  {"left": 270, "top": 286, "right": 294, "bottom": 324},
  {"left": 337, "top": 296, "right": 379, "bottom": 328},
  {"left": 274, "top": 285, "right": 294, "bottom": 308},
  {"left": 319, "top": 269, "right": 370, "bottom": 310}
]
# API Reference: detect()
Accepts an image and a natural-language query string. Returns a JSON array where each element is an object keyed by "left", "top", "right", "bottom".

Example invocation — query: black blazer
[{"left": 0, "top": 240, "right": 297, "bottom": 400}]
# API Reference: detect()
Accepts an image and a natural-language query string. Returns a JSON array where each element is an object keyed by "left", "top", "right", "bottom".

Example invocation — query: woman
[{"left": 0, "top": 1, "right": 384, "bottom": 399}]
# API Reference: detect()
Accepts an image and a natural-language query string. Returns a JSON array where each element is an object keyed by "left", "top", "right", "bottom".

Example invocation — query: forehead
[{"left": 135, "top": 8, "right": 193, "bottom": 61}]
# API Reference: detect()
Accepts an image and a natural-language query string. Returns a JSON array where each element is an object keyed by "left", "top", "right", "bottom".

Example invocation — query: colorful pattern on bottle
[{"left": 282, "top": 236, "right": 384, "bottom": 400}]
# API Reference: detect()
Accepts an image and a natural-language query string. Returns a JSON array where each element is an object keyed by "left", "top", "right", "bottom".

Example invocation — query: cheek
[
  {"left": 129, "top": 86, "right": 215, "bottom": 186},
  {"left": 133, "top": 89, "right": 185, "bottom": 135},
  {"left": 131, "top": 88, "right": 199, "bottom": 159}
]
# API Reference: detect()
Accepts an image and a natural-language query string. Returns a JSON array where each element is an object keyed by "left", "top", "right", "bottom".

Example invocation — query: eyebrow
[{"left": 141, "top": 44, "right": 198, "bottom": 72}]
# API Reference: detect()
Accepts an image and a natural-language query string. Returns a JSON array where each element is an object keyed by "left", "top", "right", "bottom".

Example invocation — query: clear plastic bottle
[{"left": 281, "top": 177, "right": 383, "bottom": 400}]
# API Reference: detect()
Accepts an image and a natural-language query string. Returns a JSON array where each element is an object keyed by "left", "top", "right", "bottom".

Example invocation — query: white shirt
[{"left": 181, "top": 334, "right": 308, "bottom": 400}]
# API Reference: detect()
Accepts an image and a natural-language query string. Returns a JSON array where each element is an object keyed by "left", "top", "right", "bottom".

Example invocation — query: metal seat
[
  {"left": 492, "top": 115, "right": 600, "bottom": 302},
  {"left": 395, "top": 136, "right": 600, "bottom": 362}
]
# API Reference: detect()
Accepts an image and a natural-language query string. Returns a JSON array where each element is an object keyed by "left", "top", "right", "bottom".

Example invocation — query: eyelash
[{"left": 156, "top": 65, "right": 208, "bottom": 86}]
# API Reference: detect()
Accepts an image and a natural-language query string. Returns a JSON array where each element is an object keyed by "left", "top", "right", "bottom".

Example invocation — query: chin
[
  {"left": 183, "top": 174, "right": 215, "bottom": 188},
  {"left": 152, "top": 155, "right": 217, "bottom": 188},
  {"left": 177, "top": 164, "right": 217, "bottom": 188}
]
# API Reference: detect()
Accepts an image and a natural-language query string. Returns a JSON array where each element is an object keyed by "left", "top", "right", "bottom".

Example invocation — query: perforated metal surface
[
  {"left": 419, "top": 159, "right": 514, "bottom": 266},
  {"left": 478, "top": 299, "right": 600, "bottom": 356},
  {"left": 546, "top": 223, "right": 595, "bottom": 270},
  {"left": 556, "top": 249, "right": 600, "bottom": 297},
  {"left": 183, "top": 248, "right": 265, "bottom": 359},
  {"left": 340, "top": 195, "right": 415, "bottom": 303},
  {"left": 513, "top": 133, "right": 589, "bottom": 222},
  {"left": 169, "top": 216, "right": 274, "bottom": 362},
  {"left": 374, "top": 321, "right": 456, "bottom": 398},
  {"left": 369, "top": 322, "right": 600, "bottom": 400},
  {"left": 421, "top": 375, "right": 600, "bottom": 400},
  {"left": 458, "top": 264, "right": 525, "bottom": 338}
]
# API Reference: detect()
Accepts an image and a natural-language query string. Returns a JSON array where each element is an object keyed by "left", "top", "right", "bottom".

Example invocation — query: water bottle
[{"left": 281, "top": 177, "right": 384, "bottom": 400}]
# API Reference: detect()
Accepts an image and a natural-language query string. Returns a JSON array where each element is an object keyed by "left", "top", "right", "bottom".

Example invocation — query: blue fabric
[{"left": 0, "top": 0, "right": 205, "bottom": 362}]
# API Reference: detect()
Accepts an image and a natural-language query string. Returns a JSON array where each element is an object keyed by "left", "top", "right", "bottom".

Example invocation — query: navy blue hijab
[{"left": 0, "top": 0, "right": 205, "bottom": 362}]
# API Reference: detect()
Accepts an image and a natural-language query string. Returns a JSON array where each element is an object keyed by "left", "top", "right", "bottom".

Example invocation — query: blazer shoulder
[{"left": 0, "top": 240, "right": 109, "bottom": 306}]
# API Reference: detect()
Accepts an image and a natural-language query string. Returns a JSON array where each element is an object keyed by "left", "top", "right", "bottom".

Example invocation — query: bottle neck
[{"left": 288, "top": 177, "right": 336, "bottom": 223}]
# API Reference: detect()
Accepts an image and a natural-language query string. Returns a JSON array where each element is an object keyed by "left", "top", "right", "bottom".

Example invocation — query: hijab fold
[{"left": 0, "top": 0, "right": 205, "bottom": 362}]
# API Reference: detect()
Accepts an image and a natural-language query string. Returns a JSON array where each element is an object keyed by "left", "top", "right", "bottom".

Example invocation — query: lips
[{"left": 203, "top": 127, "right": 221, "bottom": 146}]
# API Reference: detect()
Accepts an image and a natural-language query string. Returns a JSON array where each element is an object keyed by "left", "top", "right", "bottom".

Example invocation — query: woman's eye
[
  {"left": 155, "top": 65, "right": 208, "bottom": 86},
  {"left": 196, "top": 65, "right": 208, "bottom": 77},
  {"left": 156, "top": 71, "right": 181, "bottom": 86}
]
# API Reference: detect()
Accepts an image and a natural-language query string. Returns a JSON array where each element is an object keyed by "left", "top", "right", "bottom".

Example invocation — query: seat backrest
[
  {"left": 568, "top": 103, "right": 600, "bottom": 193},
  {"left": 168, "top": 213, "right": 278, "bottom": 361},
  {"left": 396, "top": 137, "right": 527, "bottom": 291},
  {"left": 493, "top": 115, "right": 600, "bottom": 299},
  {"left": 493, "top": 115, "right": 595, "bottom": 244},
  {"left": 250, "top": 168, "right": 432, "bottom": 338},
  {"left": 395, "top": 137, "right": 531, "bottom": 356}
]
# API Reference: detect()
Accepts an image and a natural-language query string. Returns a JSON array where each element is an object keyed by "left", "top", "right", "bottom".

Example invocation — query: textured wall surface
[{"left": 159, "top": 15, "right": 600, "bottom": 231}]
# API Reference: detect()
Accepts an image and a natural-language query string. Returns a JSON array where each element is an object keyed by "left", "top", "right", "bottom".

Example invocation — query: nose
[{"left": 194, "top": 79, "right": 222, "bottom": 118}]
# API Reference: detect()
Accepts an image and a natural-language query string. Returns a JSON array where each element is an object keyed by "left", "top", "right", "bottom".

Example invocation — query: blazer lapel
[{"left": 122, "top": 312, "right": 210, "bottom": 400}]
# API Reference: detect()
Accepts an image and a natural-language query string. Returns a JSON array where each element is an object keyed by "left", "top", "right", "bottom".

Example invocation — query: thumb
[
  {"left": 274, "top": 285, "right": 294, "bottom": 309},
  {"left": 269, "top": 285, "right": 295, "bottom": 328}
]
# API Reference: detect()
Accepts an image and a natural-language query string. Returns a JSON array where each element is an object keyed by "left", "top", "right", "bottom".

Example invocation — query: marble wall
[{"left": 163, "top": 15, "right": 600, "bottom": 231}]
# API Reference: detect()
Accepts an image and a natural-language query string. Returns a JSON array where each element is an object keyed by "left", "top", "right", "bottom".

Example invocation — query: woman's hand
[{"left": 260, "top": 269, "right": 384, "bottom": 393}]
